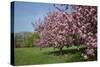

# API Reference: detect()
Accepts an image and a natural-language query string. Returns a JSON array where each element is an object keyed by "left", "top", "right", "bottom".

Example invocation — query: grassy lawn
[{"left": 15, "top": 46, "right": 97, "bottom": 66}]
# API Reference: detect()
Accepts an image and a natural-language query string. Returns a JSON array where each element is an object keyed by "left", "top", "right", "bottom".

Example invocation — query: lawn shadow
[
  {"left": 45, "top": 47, "right": 97, "bottom": 61},
  {"left": 43, "top": 47, "right": 86, "bottom": 56}
]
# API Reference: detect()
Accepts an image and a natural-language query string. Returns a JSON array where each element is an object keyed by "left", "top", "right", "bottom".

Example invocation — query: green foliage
[
  {"left": 24, "top": 32, "right": 39, "bottom": 47},
  {"left": 14, "top": 32, "right": 39, "bottom": 48}
]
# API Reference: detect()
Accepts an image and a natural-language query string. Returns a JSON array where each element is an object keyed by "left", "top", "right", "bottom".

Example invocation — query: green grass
[{"left": 15, "top": 46, "right": 97, "bottom": 66}]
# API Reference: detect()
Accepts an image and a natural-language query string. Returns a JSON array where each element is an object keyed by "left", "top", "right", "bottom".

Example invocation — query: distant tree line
[{"left": 14, "top": 32, "right": 39, "bottom": 48}]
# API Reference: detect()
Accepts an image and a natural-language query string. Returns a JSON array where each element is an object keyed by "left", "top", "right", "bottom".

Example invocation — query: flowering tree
[
  {"left": 71, "top": 5, "right": 97, "bottom": 58},
  {"left": 33, "top": 11, "right": 75, "bottom": 54},
  {"left": 33, "top": 5, "right": 97, "bottom": 57}
]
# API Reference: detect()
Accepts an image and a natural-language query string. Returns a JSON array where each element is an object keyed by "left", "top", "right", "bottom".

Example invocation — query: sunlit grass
[{"left": 15, "top": 45, "right": 97, "bottom": 66}]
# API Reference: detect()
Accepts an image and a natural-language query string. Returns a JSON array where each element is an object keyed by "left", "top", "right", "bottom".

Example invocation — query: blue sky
[{"left": 14, "top": 1, "right": 71, "bottom": 33}]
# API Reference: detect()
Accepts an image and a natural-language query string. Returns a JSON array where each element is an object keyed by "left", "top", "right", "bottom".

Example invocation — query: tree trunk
[
  {"left": 59, "top": 47, "right": 63, "bottom": 55},
  {"left": 40, "top": 47, "right": 42, "bottom": 51}
]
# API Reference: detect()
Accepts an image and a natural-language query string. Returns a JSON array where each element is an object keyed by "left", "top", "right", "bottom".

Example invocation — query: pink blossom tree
[
  {"left": 71, "top": 5, "right": 97, "bottom": 58},
  {"left": 33, "top": 11, "right": 76, "bottom": 54},
  {"left": 33, "top": 5, "right": 97, "bottom": 57}
]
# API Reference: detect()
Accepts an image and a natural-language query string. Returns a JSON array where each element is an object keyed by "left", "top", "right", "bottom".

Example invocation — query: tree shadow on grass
[
  {"left": 42, "top": 47, "right": 97, "bottom": 62},
  {"left": 43, "top": 47, "right": 86, "bottom": 56}
]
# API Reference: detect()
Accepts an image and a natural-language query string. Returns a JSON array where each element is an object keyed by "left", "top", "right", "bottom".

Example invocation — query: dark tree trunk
[
  {"left": 40, "top": 47, "right": 42, "bottom": 51},
  {"left": 59, "top": 47, "right": 63, "bottom": 55}
]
